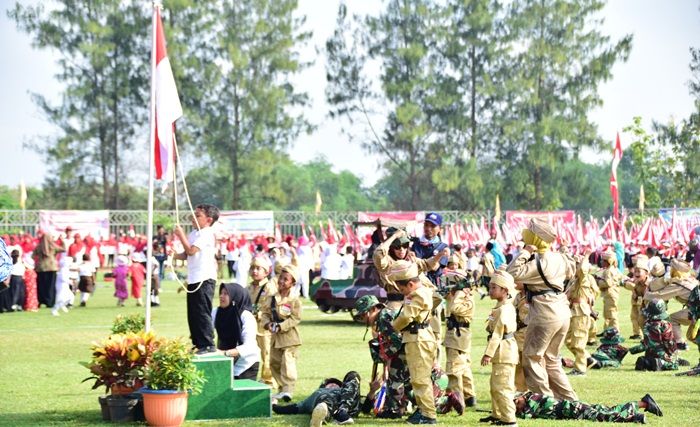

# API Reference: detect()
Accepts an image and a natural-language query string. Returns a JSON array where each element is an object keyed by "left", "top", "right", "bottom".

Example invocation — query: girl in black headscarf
[{"left": 213, "top": 282, "right": 261, "bottom": 380}]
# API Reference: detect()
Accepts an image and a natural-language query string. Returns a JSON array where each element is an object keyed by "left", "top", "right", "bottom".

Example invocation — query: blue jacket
[{"left": 411, "top": 237, "right": 448, "bottom": 286}]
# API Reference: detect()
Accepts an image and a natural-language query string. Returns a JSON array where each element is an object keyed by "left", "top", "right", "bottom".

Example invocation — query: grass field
[{"left": 1, "top": 274, "right": 699, "bottom": 427}]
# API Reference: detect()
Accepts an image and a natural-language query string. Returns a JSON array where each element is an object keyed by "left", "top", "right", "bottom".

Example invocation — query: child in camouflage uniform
[
  {"left": 514, "top": 391, "right": 663, "bottom": 423},
  {"left": 590, "top": 327, "right": 628, "bottom": 369},
  {"left": 354, "top": 295, "right": 411, "bottom": 419},
  {"left": 272, "top": 371, "right": 361, "bottom": 426},
  {"left": 678, "top": 285, "right": 700, "bottom": 375},
  {"left": 630, "top": 299, "right": 679, "bottom": 371}
]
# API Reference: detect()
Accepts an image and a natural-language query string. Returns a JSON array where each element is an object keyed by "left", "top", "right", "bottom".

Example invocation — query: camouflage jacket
[
  {"left": 593, "top": 343, "right": 628, "bottom": 362},
  {"left": 631, "top": 320, "right": 677, "bottom": 361},
  {"left": 517, "top": 392, "right": 559, "bottom": 419},
  {"left": 374, "top": 307, "right": 403, "bottom": 360}
]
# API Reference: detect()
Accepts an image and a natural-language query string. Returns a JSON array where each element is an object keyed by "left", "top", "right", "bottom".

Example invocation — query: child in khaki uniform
[
  {"left": 565, "top": 258, "right": 598, "bottom": 375},
  {"left": 595, "top": 251, "right": 624, "bottom": 331},
  {"left": 480, "top": 270, "right": 519, "bottom": 426},
  {"left": 439, "top": 264, "right": 476, "bottom": 415},
  {"left": 390, "top": 260, "right": 438, "bottom": 425},
  {"left": 248, "top": 256, "right": 277, "bottom": 386},
  {"left": 261, "top": 264, "right": 301, "bottom": 402}
]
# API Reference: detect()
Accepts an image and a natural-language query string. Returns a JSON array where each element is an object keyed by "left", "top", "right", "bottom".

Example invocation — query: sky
[{"left": 1, "top": 0, "right": 699, "bottom": 189}]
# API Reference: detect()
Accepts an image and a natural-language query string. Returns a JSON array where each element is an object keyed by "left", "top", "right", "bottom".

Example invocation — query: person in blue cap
[{"left": 412, "top": 212, "right": 449, "bottom": 287}]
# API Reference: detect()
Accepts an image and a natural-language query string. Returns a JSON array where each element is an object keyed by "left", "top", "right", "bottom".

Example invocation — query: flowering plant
[{"left": 81, "top": 331, "right": 163, "bottom": 393}]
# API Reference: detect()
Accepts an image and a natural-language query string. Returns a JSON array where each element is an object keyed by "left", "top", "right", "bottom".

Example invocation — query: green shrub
[
  {"left": 111, "top": 313, "right": 146, "bottom": 334},
  {"left": 144, "top": 337, "right": 206, "bottom": 394}
]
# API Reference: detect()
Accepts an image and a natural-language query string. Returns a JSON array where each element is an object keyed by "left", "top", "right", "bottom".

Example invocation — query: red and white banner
[
  {"left": 357, "top": 211, "right": 426, "bottom": 236},
  {"left": 39, "top": 210, "right": 110, "bottom": 239},
  {"left": 218, "top": 211, "right": 275, "bottom": 237},
  {"left": 505, "top": 210, "right": 576, "bottom": 227},
  {"left": 153, "top": 8, "right": 182, "bottom": 182}
]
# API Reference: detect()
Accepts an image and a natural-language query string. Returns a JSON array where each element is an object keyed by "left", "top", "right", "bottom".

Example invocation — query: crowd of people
[{"left": 1, "top": 208, "right": 700, "bottom": 426}]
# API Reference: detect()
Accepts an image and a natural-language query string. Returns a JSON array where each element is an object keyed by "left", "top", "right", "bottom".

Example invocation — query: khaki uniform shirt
[
  {"left": 373, "top": 242, "right": 440, "bottom": 295},
  {"left": 248, "top": 278, "right": 278, "bottom": 336},
  {"left": 566, "top": 274, "right": 596, "bottom": 317},
  {"left": 595, "top": 266, "right": 624, "bottom": 299},
  {"left": 482, "top": 252, "right": 495, "bottom": 278},
  {"left": 484, "top": 298, "right": 519, "bottom": 364},
  {"left": 444, "top": 288, "right": 474, "bottom": 350},
  {"left": 623, "top": 277, "right": 648, "bottom": 306},
  {"left": 261, "top": 292, "right": 302, "bottom": 349},
  {"left": 644, "top": 278, "right": 698, "bottom": 305},
  {"left": 513, "top": 292, "right": 529, "bottom": 349},
  {"left": 392, "top": 286, "right": 435, "bottom": 344},
  {"left": 507, "top": 250, "right": 575, "bottom": 324}
]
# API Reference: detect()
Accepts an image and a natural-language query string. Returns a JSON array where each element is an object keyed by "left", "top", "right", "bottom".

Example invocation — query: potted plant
[
  {"left": 141, "top": 337, "right": 206, "bottom": 427},
  {"left": 82, "top": 331, "right": 162, "bottom": 422}
]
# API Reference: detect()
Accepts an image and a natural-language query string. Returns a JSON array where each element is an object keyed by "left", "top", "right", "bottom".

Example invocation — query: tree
[
  {"left": 326, "top": 0, "right": 445, "bottom": 209},
  {"left": 174, "top": 0, "right": 313, "bottom": 209},
  {"left": 497, "top": 0, "right": 632, "bottom": 209},
  {"left": 9, "top": 1, "right": 149, "bottom": 209}
]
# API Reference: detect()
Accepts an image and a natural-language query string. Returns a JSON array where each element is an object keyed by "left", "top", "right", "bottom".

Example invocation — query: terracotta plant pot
[{"left": 141, "top": 389, "right": 189, "bottom": 427}]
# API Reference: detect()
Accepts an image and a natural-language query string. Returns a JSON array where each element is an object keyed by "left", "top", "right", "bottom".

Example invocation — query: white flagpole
[{"left": 145, "top": 2, "right": 159, "bottom": 332}]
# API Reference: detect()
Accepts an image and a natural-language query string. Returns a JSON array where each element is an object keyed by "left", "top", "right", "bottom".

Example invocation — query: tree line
[{"left": 7, "top": 0, "right": 699, "bottom": 215}]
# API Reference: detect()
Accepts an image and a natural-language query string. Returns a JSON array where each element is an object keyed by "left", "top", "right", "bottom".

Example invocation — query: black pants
[
  {"left": 227, "top": 261, "right": 236, "bottom": 279},
  {"left": 187, "top": 279, "right": 216, "bottom": 350},
  {"left": 235, "top": 362, "right": 260, "bottom": 380},
  {"left": 37, "top": 271, "right": 57, "bottom": 308},
  {"left": 10, "top": 275, "right": 26, "bottom": 309}
]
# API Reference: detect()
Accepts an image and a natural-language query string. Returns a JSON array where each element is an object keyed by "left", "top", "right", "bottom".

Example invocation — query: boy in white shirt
[{"left": 174, "top": 204, "right": 220, "bottom": 354}]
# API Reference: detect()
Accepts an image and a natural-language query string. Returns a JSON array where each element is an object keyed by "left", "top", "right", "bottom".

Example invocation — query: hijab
[{"left": 215, "top": 282, "right": 254, "bottom": 350}]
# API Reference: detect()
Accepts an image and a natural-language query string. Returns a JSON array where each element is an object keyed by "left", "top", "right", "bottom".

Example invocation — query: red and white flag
[
  {"left": 152, "top": 7, "right": 182, "bottom": 182},
  {"left": 609, "top": 132, "right": 623, "bottom": 223}
]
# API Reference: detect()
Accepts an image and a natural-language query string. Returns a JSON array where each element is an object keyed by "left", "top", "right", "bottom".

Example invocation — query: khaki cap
[
  {"left": 490, "top": 269, "right": 515, "bottom": 295},
  {"left": 281, "top": 264, "right": 299, "bottom": 283},
  {"left": 670, "top": 258, "right": 691, "bottom": 273},
  {"left": 528, "top": 218, "right": 556, "bottom": 243},
  {"left": 633, "top": 254, "right": 649, "bottom": 271},
  {"left": 250, "top": 256, "right": 272, "bottom": 273},
  {"left": 601, "top": 251, "right": 617, "bottom": 264},
  {"left": 387, "top": 260, "right": 419, "bottom": 282}
]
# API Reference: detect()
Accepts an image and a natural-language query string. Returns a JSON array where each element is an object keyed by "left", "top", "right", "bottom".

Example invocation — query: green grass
[{"left": 1, "top": 275, "right": 699, "bottom": 426}]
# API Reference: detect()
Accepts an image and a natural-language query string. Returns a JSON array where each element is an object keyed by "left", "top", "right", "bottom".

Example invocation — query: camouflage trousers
[
  {"left": 559, "top": 399, "right": 641, "bottom": 422},
  {"left": 297, "top": 372, "right": 361, "bottom": 418},
  {"left": 383, "top": 353, "right": 413, "bottom": 414},
  {"left": 591, "top": 352, "right": 621, "bottom": 368}
]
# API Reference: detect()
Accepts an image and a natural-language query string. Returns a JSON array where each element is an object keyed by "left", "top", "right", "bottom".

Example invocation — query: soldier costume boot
[
  {"left": 641, "top": 394, "right": 663, "bottom": 417},
  {"left": 465, "top": 396, "right": 477, "bottom": 407},
  {"left": 272, "top": 403, "right": 299, "bottom": 414},
  {"left": 633, "top": 413, "right": 647, "bottom": 424}
]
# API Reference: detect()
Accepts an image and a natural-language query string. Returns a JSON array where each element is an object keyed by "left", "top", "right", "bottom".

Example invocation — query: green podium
[{"left": 186, "top": 354, "right": 271, "bottom": 420}]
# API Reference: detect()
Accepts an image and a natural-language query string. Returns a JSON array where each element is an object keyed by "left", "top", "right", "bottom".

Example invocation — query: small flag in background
[
  {"left": 315, "top": 190, "right": 322, "bottom": 214},
  {"left": 609, "top": 132, "right": 623, "bottom": 223},
  {"left": 639, "top": 184, "right": 645, "bottom": 211},
  {"left": 19, "top": 180, "right": 27, "bottom": 210},
  {"left": 153, "top": 7, "right": 182, "bottom": 183},
  {"left": 494, "top": 193, "right": 501, "bottom": 221}
]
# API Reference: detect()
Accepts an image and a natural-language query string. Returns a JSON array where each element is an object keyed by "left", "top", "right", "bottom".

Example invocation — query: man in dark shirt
[{"left": 411, "top": 212, "right": 449, "bottom": 286}]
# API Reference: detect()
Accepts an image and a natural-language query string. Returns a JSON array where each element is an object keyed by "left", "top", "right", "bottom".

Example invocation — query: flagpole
[{"left": 145, "top": 2, "right": 160, "bottom": 332}]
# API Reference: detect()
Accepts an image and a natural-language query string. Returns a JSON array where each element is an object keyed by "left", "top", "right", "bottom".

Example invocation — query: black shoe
[
  {"left": 272, "top": 403, "right": 299, "bottom": 415},
  {"left": 407, "top": 410, "right": 422, "bottom": 423},
  {"left": 587, "top": 357, "right": 599, "bottom": 369},
  {"left": 195, "top": 346, "right": 217, "bottom": 355},
  {"left": 406, "top": 413, "right": 437, "bottom": 424},
  {"left": 596, "top": 332, "right": 605, "bottom": 337},
  {"left": 629, "top": 334, "right": 641, "bottom": 340},
  {"left": 641, "top": 394, "right": 662, "bottom": 417},
  {"left": 334, "top": 409, "right": 352, "bottom": 424},
  {"left": 465, "top": 396, "right": 477, "bottom": 408},
  {"left": 150, "top": 301, "right": 160, "bottom": 307},
  {"left": 376, "top": 410, "right": 402, "bottom": 419},
  {"left": 492, "top": 421, "right": 518, "bottom": 426},
  {"left": 79, "top": 301, "right": 86, "bottom": 307},
  {"left": 634, "top": 413, "right": 647, "bottom": 424},
  {"left": 677, "top": 342, "right": 688, "bottom": 351},
  {"left": 586, "top": 340, "right": 597, "bottom": 346},
  {"left": 679, "top": 358, "right": 690, "bottom": 367},
  {"left": 479, "top": 415, "right": 497, "bottom": 423}
]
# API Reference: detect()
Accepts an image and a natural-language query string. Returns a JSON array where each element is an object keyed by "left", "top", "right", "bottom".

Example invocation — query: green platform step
[{"left": 187, "top": 354, "right": 271, "bottom": 420}]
